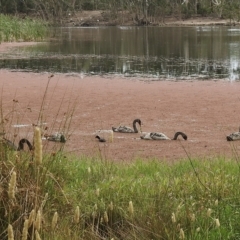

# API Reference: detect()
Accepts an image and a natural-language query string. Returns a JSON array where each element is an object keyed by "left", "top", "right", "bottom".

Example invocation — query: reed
[{"left": 0, "top": 14, "right": 48, "bottom": 42}]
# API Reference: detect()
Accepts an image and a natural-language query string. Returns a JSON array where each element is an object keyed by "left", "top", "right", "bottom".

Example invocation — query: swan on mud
[{"left": 226, "top": 127, "right": 240, "bottom": 141}]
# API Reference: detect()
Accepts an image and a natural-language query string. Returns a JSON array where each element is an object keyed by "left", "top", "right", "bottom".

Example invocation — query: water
[{"left": 1, "top": 26, "right": 240, "bottom": 81}]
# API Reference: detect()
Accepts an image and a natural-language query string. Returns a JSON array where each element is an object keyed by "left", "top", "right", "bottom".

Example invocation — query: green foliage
[
  {"left": 1, "top": 145, "right": 240, "bottom": 239},
  {"left": 1, "top": 0, "right": 240, "bottom": 23},
  {"left": 0, "top": 14, "right": 48, "bottom": 42}
]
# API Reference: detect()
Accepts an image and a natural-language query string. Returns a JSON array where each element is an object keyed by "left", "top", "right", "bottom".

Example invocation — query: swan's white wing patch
[{"left": 150, "top": 132, "right": 170, "bottom": 140}]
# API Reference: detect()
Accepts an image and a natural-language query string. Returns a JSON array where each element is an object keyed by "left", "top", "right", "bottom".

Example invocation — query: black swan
[
  {"left": 2, "top": 138, "right": 33, "bottom": 151},
  {"left": 95, "top": 135, "right": 106, "bottom": 142},
  {"left": 112, "top": 119, "right": 142, "bottom": 133},
  {"left": 44, "top": 133, "right": 66, "bottom": 143},
  {"left": 140, "top": 131, "right": 187, "bottom": 140},
  {"left": 226, "top": 127, "right": 240, "bottom": 141}
]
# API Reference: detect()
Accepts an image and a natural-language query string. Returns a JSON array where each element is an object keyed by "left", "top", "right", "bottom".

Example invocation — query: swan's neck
[
  {"left": 172, "top": 132, "right": 181, "bottom": 140},
  {"left": 18, "top": 139, "right": 33, "bottom": 151},
  {"left": 172, "top": 132, "right": 187, "bottom": 140},
  {"left": 133, "top": 121, "right": 139, "bottom": 133}
]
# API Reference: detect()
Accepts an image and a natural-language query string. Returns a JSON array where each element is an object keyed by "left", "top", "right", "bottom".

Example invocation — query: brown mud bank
[
  {"left": 64, "top": 10, "right": 239, "bottom": 27},
  {"left": 0, "top": 67, "right": 240, "bottom": 162}
]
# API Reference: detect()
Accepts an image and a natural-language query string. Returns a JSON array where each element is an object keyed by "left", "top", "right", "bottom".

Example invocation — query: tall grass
[
  {"left": 1, "top": 147, "right": 240, "bottom": 239},
  {"left": 0, "top": 14, "right": 48, "bottom": 42}
]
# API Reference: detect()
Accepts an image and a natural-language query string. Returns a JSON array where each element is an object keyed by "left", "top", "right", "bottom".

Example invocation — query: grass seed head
[
  {"left": 190, "top": 213, "right": 195, "bottom": 222},
  {"left": 171, "top": 212, "right": 176, "bottom": 223},
  {"left": 74, "top": 206, "right": 80, "bottom": 224},
  {"left": 28, "top": 209, "right": 35, "bottom": 228},
  {"left": 8, "top": 224, "right": 14, "bottom": 240},
  {"left": 103, "top": 211, "right": 109, "bottom": 223},
  {"left": 215, "top": 218, "right": 220, "bottom": 228},
  {"left": 109, "top": 201, "right": 114, "bottom": 211},
  {"left": 51, "top": 212, "right": 58, "bottom": 230},
  {"left": 34, "top": 210, "right": 41, "bottom": 231},
  {"left": 35, "top": 230, "right": 41, "bottom": 240},
  {"left": 179, "top": 228, "right": 185, "bottom": 239},
  {"left": 96, "top": 188, "right": 100, "bottom": 197},
  {"left": 8, "top": 171, "right": 16, "bottom": 200},
  {"left": 207, "top": 208, "right": 212, "bottom": 217},
  {"left": 109, "top": 130, "right": 114, "bottom": 142},
  {"left": 128, "top": 201, "right": 134, "bottom": 215},
  {"left": 21, "top": 219, "right": 29, "bottom": 240}
]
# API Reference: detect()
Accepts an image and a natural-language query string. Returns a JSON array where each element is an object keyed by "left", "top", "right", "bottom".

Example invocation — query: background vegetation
[
  {"left": 0, "top": 0, "right": 240, "bottom": 25},
  {"left": 0, "top": 14, "right": 48, "bottom": 42}
]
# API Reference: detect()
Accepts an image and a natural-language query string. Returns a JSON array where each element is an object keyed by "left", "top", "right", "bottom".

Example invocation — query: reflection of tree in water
[
  {"left": 1, "top": 26, "right": 240, "bottom": 81},
  {"left": 1, "top": 56, "right": 239, "bottom": 80}
]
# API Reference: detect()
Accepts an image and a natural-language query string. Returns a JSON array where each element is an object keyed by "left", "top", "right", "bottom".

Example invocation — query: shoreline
[{"left": 64, "top": 11, "right": 238, "bottom": 27}]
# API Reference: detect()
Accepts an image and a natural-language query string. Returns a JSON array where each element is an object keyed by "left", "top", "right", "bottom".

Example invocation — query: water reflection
[{"left": 1, "top": 26, "right": 240, "bottom": 80}]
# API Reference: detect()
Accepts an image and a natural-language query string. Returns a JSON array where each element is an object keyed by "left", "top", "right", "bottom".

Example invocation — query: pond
[{"left": 1, "top": 26, "right": 240, "bottom": 81}]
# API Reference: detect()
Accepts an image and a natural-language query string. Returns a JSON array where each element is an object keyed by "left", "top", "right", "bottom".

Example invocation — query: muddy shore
[
  {"left": 64, "top": 11, "right": 238, "bottom": 27},
  {"left": 0, "top": 60, "right": 240, "bottom": 161}
]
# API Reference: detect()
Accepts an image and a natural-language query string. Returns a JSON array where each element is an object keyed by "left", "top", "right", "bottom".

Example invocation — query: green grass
[
  {"left": 1, "top": 144, "right": 240, "bottom": 239},
  {"left": 0, "top": 14, "right": 48, "bottom": 42}
]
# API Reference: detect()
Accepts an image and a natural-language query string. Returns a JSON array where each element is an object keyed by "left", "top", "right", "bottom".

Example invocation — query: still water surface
[{"left": 1, "top": 26, "right": 240, "bottom": 81}]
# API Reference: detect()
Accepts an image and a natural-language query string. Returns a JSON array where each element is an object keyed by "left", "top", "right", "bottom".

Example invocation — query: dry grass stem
[{"left": 34, "top": 127, "right": 42, "bottom": 165}]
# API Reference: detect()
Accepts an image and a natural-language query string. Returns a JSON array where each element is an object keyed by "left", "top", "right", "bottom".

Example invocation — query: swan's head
[
  {"left": 178, "top": 132, "right": 188, "bottom": 140},
  {"left": 226, "top": 136, "right": 233, "bottom": 141},
  {"left": 60, "top": 135, "right": 66, "bottom": 143},
  {"left": 95, "top": 135, "right": 106, "bottom": 142}
]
